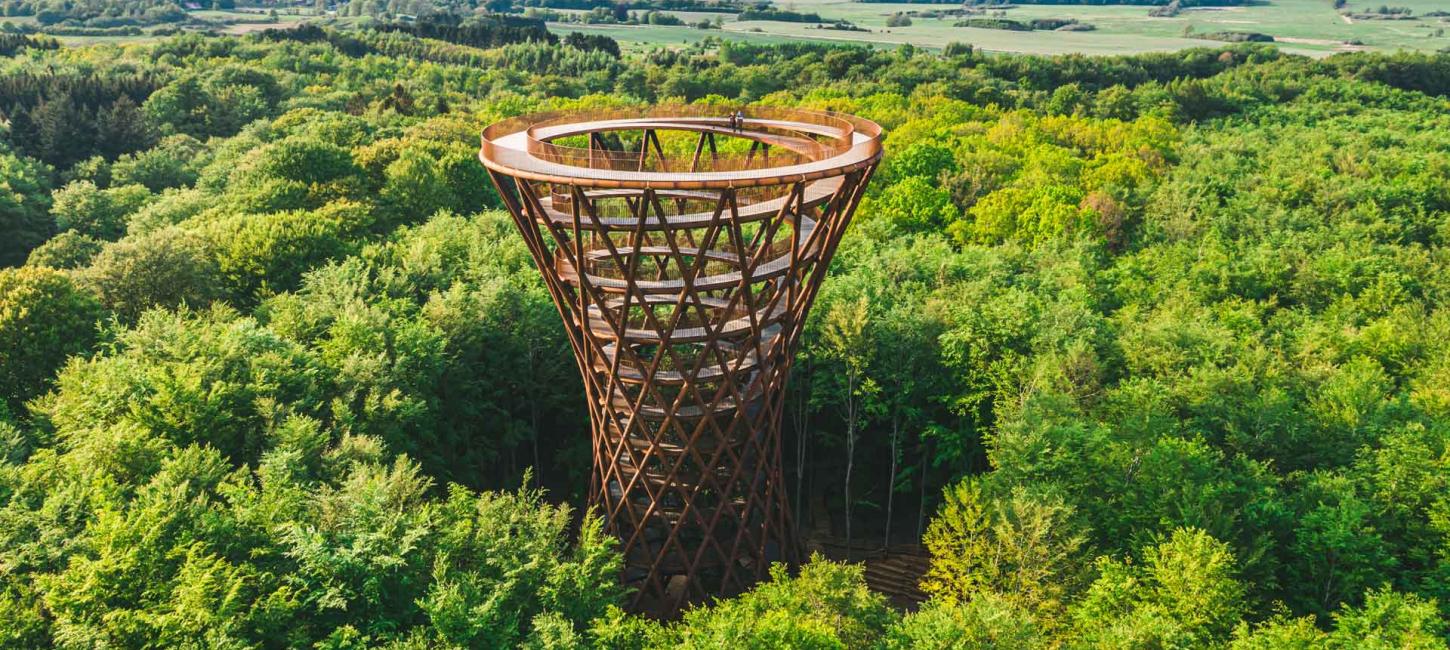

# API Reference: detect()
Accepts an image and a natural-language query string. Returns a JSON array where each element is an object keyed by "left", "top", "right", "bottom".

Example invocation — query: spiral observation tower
[{"left": 478, "top": 106, "right": 882, "bottom": 614}]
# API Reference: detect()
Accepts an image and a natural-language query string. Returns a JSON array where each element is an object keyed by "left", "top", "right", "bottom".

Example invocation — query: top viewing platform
[{"left": 478, "top": 105, "right": 883, "bottom": 190}]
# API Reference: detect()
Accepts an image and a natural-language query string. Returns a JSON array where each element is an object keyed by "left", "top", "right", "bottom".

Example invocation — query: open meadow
[
  {"left": 547, "top": 0, "right": 1450, "bottom": 54},
  {"left": 10, "top": 0, "right": 1447, "bottom": 55}
]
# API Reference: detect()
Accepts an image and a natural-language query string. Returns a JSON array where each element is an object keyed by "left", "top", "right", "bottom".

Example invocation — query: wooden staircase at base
[
  {"left": 863, "top": 550, "right": 930, "bottom": 608},
  {"left": 806, "top": 536, "right": 930, "bottom": 610}
]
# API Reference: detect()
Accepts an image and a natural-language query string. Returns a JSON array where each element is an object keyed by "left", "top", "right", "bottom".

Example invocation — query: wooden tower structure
[{"left": 478, "top": 106, "right": 882, "bottom": 614}]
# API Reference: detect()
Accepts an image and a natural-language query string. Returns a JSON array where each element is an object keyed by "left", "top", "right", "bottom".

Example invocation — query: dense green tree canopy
[
  {"left": 0, "top": 266, "right": 102, "bottom": 409},
  {"left": 2, "top": 24, "right": 1450, "bottom": 649},
  {"left": 0, "top": 144, "right": 52, "bottom": 267}
]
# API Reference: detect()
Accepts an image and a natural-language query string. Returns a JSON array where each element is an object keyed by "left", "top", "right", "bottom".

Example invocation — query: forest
[
  {"left": 2, "top": 22, "right": 1450, "bottom": 648},
  {"left": 2, "top": 0, "right": 187, "bottom": 27}
]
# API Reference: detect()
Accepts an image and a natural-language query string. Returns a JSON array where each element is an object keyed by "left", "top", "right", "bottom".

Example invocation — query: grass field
[
  {"left": 2, "top": 9, "right": 318, "bottom": 45},
  {"left": 549, "top": 22, "right": 817, "bottom": 48},
  {"left": 11, "top": 0, "right": 1449, "bottom": 56},
  {"left": 547, "top": 0, "right": 1450, "bottom": 55}
]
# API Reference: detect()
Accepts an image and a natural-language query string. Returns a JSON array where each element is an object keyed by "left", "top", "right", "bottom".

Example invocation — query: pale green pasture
[
  {"left": 572, "top": 0, "right": 1450, "bottom": 55},
  {"left": 729, "top": 14, "right": 1233, "bottom": 55},
  {"left": 190, "top": 9, "right": 282, "bottom": 22},
  {"left": 537, "top": 7, "right": 732, "bottom": 21},
  {"left": 546, "top": 21, "right": 828, "bottom": 48},
  {"left": 13, "top": 0, "right": 1449, "bottom": 55}
]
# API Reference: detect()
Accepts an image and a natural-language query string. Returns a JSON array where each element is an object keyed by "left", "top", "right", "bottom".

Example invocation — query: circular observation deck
[{"left": 478, "top": 105, "right": 883, "bottom": 190}]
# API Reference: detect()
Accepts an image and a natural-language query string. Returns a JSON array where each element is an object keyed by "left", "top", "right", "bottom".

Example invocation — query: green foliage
[
  {"left": 864, "top": 175, "right": 961, "bottom": 236},
  {"left": 3, "top": 25, "right": 1450, "bottom": 648},
  {"left": 381, "top": 146, "right": 464, "bottom": 226},
  {"left": 0, "top": 145, "right": 53, "bottom": 267},
  {"left": 587, "top": 605, "right": 669, "bottom": 649},
  {"left": 125, "top": 187, "right": 212, "bottom": 236},
  {"left": 24, "top": 230, "right": 103, "bottom": 270},
  {"left": 1069, "top": 528, "right": 1247, "bottom": 648},
  {"left": 50, "top": 180, "right": 152, "bottom": 241},
  {"left": 82, "top": 227, "right": 223, "bottom": 321},
  {"left": 37, "top": 306, "right": 323, "bottom": 464},
  {"left": 922, "top": 480, "right": 1086, "bottom": 624},
  {"left": 881, "top": 141, "right": 960, "bottom": 185},
  {"left": 964, "top": 182, "right": 1093, "bottom": 246},
  {"left": 0, "top": 266, "right": 102, "bottom": 408},
  {"left": 259, "top": 210, "right": 582, "bottom": 493},
  {"left": 205, "top": 200, "right": 373, "bottom": 302},
  {"left": 110, "top": 134, "right": 207, "bottom": 192},
  {"left": 0, "top": 282, "right": 616, "bottom": 644},
  {"left": 225, "top": 136, "right": 368, "bottom": 213},
  {"left": 1285, "top": 472, "right": 1397, "bottom": 618},
  {"left": 11, "top": 0, "right": 186, "bottom": 26},
  {"left": 1230, "top": 615, "right": 1329, "bottom": 650},
  {"left": 661, "top": 557, "right": 897, "bottom": 649},
  {"left": 0, "top": 429, "right": 619, "bottom": 646},
  {"left": 1327, "top": 588, "right": 1449, "bottom": 650},
  {"left": 936, "top": 114, "right": 1174, "bottom": 247},
  {"left": 413, "top": 489, "right": 621, "bottom": 647},
  {"left": 884, "top": 593, "right": 1047, "bottom": 650},
  {"left": 143, "top": 70, "right": 277, "bottom": 139}
]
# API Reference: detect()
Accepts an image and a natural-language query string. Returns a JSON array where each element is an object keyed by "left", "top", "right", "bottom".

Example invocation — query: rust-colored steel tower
[{"left": 478, "top": 106, "right": 882, "bottom": 614}]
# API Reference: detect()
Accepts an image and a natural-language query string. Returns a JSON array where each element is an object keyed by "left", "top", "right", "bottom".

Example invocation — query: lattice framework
[{"left": 479, "top": 107, "right": 882, "bottom": 614}]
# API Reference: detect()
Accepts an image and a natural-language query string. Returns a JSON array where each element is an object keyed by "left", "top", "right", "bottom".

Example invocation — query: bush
[
  {"left": 1197, "top": 31, "right": 1274, "bottom": 42},
  {"left": 205, "top": 200, "right": 372, "bottom": 302},
  {"left": 886, "top": 594, "right": 1047, "bottom": 650},
  {"left": 225, "top": 136, "right": 367, "bottom": 213},
  {"left": 50, "top": 181, "right": 153, "bottom": 241},
  {"left": 0, "top": 266, "right": 103, "bottom": 407},
  {"left": 125, "top": 187, "right": 212, "bottom": 236},
  {"left": 955, "top": 18, "right": 1030, "bottom": 31},
  {"left": 1069, "top": 529, "right": 1247, "bottom": 648},
  {"left": 0, "top": 148, "right": 53, "bottom": 267},
  {"left": 83, "top": 227, "right": 223, "bottom": 322},
  {"left": 25, "top": 231, "right": 103, "bottom": 270},
  {"left": 110, "top": 134, "right": 207, "bottom": 191},
  {"left": 661, "top": 557, "right": 898, "bottom": 648}
]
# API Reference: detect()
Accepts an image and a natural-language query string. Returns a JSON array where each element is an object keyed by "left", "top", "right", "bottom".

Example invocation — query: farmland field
[
  {"left": 10, "top": 0, "right": 1447, "bottom": 55},
  {"left": 546, "top": 0, "right": 1450, "bottom": 55}
]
